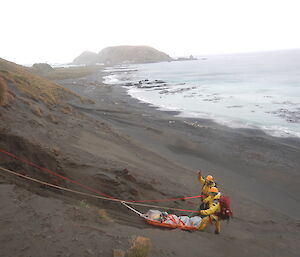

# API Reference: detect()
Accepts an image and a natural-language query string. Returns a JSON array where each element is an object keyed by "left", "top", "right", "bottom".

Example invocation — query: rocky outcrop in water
[{"left": 175, "top": 55, "right": 197, "bottom": 61}]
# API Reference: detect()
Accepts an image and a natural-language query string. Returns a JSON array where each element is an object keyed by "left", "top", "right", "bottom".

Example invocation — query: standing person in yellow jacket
[
  {"left": 198, "top": 187, "right": 221, "bottom": 234},
  {"left": 198, "top": 170, "right": 217, "bottom": 210},
  {"left": 198, "top": 170, "right": 216, "bottom": 197}
]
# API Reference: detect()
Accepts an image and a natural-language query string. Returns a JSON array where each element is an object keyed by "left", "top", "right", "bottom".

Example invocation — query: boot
[{"left": 214, "top": 220, "right": 221, "bottom": 234}]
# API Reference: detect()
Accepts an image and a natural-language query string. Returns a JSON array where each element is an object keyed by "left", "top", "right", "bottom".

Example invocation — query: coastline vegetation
[
  {"left": 127, "top": 236, "right": 152, "bottom": 257},
  {"left": 0, "top": 58, "right": 93, "bottom": 107},
  {"left": 0, "top": 77, "right": 7, "bottom": 105},
  {"left": 31, "top": 65, "right": 103, "bottom": 80}
]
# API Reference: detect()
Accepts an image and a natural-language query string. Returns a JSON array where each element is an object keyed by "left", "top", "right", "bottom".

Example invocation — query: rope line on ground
[
  {"left": 0, "top": 148, "right": 114, "bottom": 199},
  {"left": 0, "top": 148, "right": 202, "bottom": 203},
  {"left": 129, "top": 195, "right": 202, "bottom": 203},
  {"left": 0, "top": 166, "right": 199, "bottom": 213}
]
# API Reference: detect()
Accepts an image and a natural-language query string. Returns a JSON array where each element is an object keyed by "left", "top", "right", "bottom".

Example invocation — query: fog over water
[{"left": 104, "top": 49, "right": 300, "bottom": 138}]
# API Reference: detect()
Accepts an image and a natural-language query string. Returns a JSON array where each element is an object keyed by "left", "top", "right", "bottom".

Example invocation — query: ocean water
[{"left": 104, "top": 49, "right": 300, "bottom": 138}]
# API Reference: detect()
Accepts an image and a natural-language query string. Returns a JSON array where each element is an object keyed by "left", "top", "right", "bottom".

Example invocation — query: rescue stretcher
[
  {"left": 144, "top": 217, "right": 200, "bottom": 231},
  {"left": 122, "top": 202, "right": 202, "bottom": 231},
  {"left": 144, "top": 210, "right": 201, "bottom": 231}
]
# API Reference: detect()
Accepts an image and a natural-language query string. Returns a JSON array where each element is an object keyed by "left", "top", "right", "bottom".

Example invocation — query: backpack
[{"left": 217, "top": 196, "right": 233, "bottom": 220}]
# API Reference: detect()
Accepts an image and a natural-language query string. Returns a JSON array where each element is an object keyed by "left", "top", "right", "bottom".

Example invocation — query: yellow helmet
[
  {"left": 209, "top": 187, "right": 219, "bottom": 193},
  {"left": 206, "top": 175, "right": 214, "bottom": 181}
]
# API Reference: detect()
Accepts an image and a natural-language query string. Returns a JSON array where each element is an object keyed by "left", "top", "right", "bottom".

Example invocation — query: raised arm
[{"left": 198, "top": 170, "right": 205, "bottom": 185}]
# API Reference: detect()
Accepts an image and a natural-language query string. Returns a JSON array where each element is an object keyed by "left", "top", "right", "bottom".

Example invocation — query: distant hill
[
  {"left": 73, "top": 46, "right": 172, "bottom": 65},
  {"left": 73, "top": 51, "right": 99, "bottom": 65},
  {"left": 97, "top": 45, "right": 172, "bottom": 65},
  {"left": 32, "top": 63, "right": 54, "bottom": 73}
]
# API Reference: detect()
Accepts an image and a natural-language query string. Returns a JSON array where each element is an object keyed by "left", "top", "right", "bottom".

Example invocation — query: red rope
[
  {"left": 0, "top": 148, "right": 114, "bottom": 199},
  {"left": 0, "top": 148, "right": 202, "bottom": 204}
]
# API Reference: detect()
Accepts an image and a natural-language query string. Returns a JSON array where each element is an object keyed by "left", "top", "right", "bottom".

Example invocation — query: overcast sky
[{"left": 1, "top": 0, "right": 300, "bottom": 64}]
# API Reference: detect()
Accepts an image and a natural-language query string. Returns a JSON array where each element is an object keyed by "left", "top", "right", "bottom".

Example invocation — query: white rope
[{"left": 0, "top": 166, "right": 198, "bottom": 213}]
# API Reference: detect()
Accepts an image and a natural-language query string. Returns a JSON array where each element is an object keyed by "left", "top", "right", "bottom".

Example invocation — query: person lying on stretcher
[{"left": 144, "top": 209, "right": 202, "bottom": 229}]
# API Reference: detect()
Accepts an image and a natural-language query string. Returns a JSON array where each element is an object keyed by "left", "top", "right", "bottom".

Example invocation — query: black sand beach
[{"left": 1, "top": 67, "right": 300, "bottom": 257}]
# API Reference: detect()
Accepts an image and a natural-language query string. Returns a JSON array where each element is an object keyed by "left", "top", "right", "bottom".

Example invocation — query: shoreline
[{"left": 102, "top": 64, "right": 300, "bottom": 139}]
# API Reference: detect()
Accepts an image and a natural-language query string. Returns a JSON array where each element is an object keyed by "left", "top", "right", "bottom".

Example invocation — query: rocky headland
[{"left": 73, "top": 45, "right": 172, "bottom": 65}]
